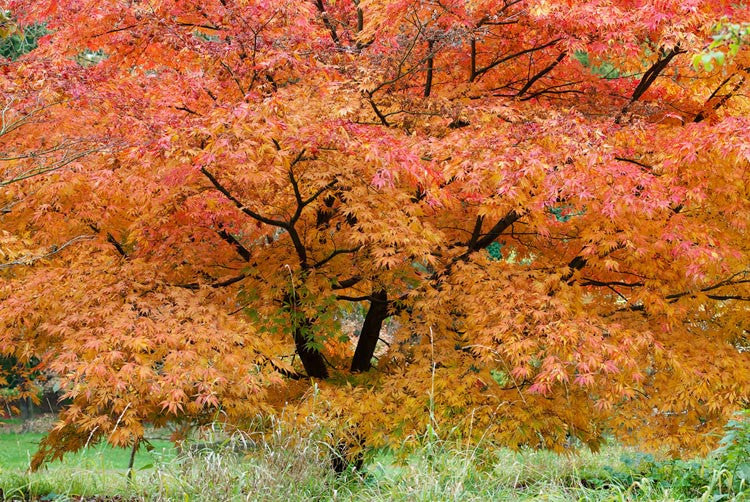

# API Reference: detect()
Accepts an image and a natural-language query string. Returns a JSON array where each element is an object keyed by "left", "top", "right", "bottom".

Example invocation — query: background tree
[{"left": 1, "top": 0, "right": 748, "bottom": 465}]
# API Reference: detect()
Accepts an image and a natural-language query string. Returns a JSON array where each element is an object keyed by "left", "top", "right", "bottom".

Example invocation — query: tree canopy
[{"left": 1, "top": 0, "right": 749, "bottom": 466}]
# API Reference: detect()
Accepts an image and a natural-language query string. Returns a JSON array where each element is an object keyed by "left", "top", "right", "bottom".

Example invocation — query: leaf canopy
[{"left": 0, "top": 0, "right": 748, "bottom": 464}]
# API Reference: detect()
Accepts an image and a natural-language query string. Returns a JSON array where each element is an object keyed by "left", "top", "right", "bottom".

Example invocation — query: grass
[
  {"left": 1, "top": 428, "right": 747, "bottom": 501},
  {"left": 0, "top": 432, "right": 174, "bottom": 500},
  {"left": 0, "top": 432, "right": 174, "bottom": 471},
  {"left": 1, "top": 412, "right": 748, "bottom": 501}
]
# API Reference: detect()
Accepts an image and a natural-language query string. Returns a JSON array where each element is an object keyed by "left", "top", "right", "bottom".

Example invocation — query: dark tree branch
[
  {"left": 581, "top": 278, "right": 644, "bottom": 288},
  {"left": 89, "top": 223, "right": 128, "bottom": 258},
  {"left": 516, "top": 51, "right": 566, "bottom": 98},
  {"left": 174, "top": 273, "right": 248, "bottom": 290},
  {"left": 471, "top": 38, "right": 562, "bottom": 82},
  {"left": 92, "top": 24, "right": 139, "bottom": 38},
  {"left": 351, "top": 289, "right": 389, "bottom": 372},
  {"left": 415, "top": 209, "right": 523, "bottom": 294},
  {"left": 287, "top": 149, "right": 308, "bottom": 222},
  {"left": 694, "top": 69, "right": 747, "bottom": 123},
  {"left": 367, "top": 96, "right": 390, "bottom": 127},
  {"left": 284, "top": 292, "right": 329, "bottom": 378},
  {"left": 333, "top": 276, "right": 362, "bottom": 290},
  {"left": 611, "top": 271, "right": 750, "bottom": 315},
  {"left": 216, "top": 228, "right": 251, "bottom": 262},
  {"left": 89, "top": 223, "right": 128, "bottom": 259},
  {"left": 614, "top": 156, "right": 654, "bottom": 171},
  {"left": 470, "top": 38, "right": 477, "bottom": 80},
  {"left": 220, "top": 61, "right": 246, "bottom": 98},
  {"left": 353, "top": 0, "right": 364, "bottom": 34},
  {"left": 313, "top": 246, "right": 362, "bottom": 269},
  {"left": 664, "top": 273, "right": 750, "bottom": 301},
  {"left": 262, "top": 355, "right": 307, "bottom": 380},
  {"left": 336, "top": 294, "right": 374, "bottom": 302},
  {"left": 201, "top": 167, "right": 288, "bottom": 228},
  {"left": 468, "top": 216, "right": 484, "bottom": 250},
  {"left": 518, "top": 86, "right": 583, "bottom": 101},
  {"left": 616, "top": 47, "right": 685, "bottom": 123},
  {"left": 424, "top": 39, "right": 434, "bottom": 97},
  {"left": 561, "top": 254, "right": 588, "bottom": 282},
  {"left": 174, "top": 105, "right": 199, "bottom": 115},
  {"left": 302, "top": 179, "right": 339, "bottom": 208},
  {"left": 473, "top": 209, "right": 522, "bottom": 250},
  {"left": 287, "top": 227, "right": 309, "bottom": 269},
  {"left": 314, "top": 0, "right": 340, "bottom": 45},
  {"left": 176, "top": 22, "right": 220, "bottom": 31},
  {"left": 705, "top": 295, "right": 750, "bottom": 302},
  {"left": 106, "top": 233, "right": 128, "bottom": 259}
]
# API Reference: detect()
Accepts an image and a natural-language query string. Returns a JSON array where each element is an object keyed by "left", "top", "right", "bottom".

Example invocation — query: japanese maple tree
[{"left": 1, "top": 0, "right": 748, "bottom": 465}]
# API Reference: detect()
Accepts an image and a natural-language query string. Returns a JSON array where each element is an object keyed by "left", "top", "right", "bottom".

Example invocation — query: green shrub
[
  {"left": 0, "top": 18, "right": 47, "bottom": 60},
  {"left": 714, "top": 409, "right": 750, "bottom": 492},
  {"left": 574, "top": 412, "right": 750, "bottom": 500}
]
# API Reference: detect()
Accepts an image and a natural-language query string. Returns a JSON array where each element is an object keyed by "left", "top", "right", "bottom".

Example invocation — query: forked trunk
[{"left": 351, "top": 290, "right": 389, "bottom": 372}]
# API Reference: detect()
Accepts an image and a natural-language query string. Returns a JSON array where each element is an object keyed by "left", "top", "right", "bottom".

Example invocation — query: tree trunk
[
  {"left": 293, "top": 321, "right": 329, "bottom": 379},
  {"left": 127, "top": 437, "right": 139, "bottom": 480},
  {"left": 351, "top": 290, "right": 388, "bottom": 372},
  {"left": 285, "top": 292, "right": 329, "bottom": 379}
]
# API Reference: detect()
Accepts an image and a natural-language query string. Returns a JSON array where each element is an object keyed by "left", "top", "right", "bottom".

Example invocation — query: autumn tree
[{"left": 1, "top": 0, "right": 748, "bottom": 465}]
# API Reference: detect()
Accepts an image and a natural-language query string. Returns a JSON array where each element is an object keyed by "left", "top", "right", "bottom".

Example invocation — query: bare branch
[
  {"left": 0, "top": 235, "right": 95, "bottom": 270},
  {"left": 1, "top": 147, "right": 98, "bottom": 188}
]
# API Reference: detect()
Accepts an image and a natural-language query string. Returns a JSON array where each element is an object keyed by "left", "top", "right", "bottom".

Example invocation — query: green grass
[
  {"left": 0, "top": 432, "right": 174, "bottom": 500},
  {"left": 0, "top": 432, "right": 174, "bottom": 470},
  {"left": 0, "top": 427, "right": 747, "bottom": 501}
]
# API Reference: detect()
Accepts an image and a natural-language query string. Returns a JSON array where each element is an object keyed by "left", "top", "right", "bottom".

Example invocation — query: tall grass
[
  {"left": 131, "top": 429, "right": 748, "bottom": 501},
  {"left": 1, "top": 417, "right": 748, "bottom": 501}
]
